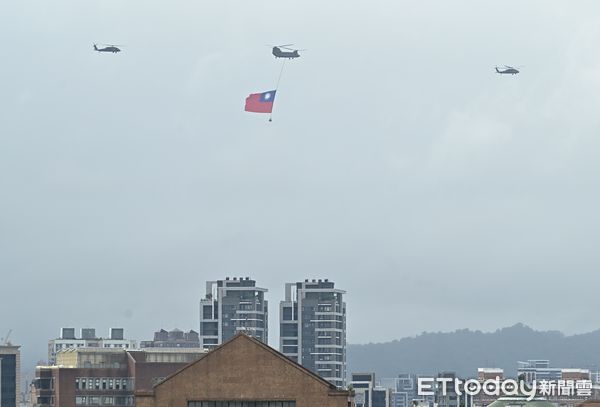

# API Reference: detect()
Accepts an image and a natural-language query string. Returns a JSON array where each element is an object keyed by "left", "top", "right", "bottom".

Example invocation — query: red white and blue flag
[{"left": 245, "top": 90, "right": 276, "bottom": 113}]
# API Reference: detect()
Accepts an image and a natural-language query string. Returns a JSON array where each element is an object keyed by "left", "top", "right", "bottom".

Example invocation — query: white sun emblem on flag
[{"left": 264, "top": 93, "right": 271, "bottom": 100}]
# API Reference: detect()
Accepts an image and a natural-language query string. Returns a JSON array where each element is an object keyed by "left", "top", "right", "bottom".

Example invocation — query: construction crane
[{"left": 1, "top": 329, "right": 12, "bottom": 345}]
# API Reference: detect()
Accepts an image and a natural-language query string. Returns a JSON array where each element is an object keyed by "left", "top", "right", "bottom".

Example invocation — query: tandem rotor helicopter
[
  {"left": 495, "top": 65, "right": 522, "bottom": 75},
  {"left": 268, "top": 44, "right": 306, "bottom": 59},
  {"left": 93, "top": 44, "right": 122, "bottom": 53}
]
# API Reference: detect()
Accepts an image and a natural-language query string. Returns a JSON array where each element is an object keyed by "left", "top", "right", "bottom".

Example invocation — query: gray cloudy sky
[{"left": 2, "top": 0, "right": 600, "bottom": 371}]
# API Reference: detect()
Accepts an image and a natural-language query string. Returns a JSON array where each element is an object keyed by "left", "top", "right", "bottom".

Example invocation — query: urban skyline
[
  {"left": 12, "top": 275, "right": 600, "bottom": 394},
  {"left": 9, "top": 283, "right": 600, "bottom": 380},
  {"left": 10, "top": 320, "right": 600, "bottom": 407}
]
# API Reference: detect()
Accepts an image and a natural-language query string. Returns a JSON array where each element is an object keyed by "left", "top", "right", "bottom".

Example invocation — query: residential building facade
[
  {"left": 199, "top": 278, "right": 268, "bottom": 350},
  {"left": 279, "top": 279, "right": 347, "bottom": 388}
]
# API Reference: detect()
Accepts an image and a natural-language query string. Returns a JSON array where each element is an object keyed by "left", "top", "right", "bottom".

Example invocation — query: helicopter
[
  {"left": 268, "top": 44, "right": 306, "bottom": 59},
  {"left": 495, "top": 65, "right": 521, "bottom": 75},
  {"left": 93, "top": 44, "right": 122, "bottom": 53}
]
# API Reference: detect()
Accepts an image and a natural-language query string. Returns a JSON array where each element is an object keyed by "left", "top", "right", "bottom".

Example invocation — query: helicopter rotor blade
[
  {"left": 280, "top": 47, "right": 307, "bottom": 52},
  {"left": 267, "top": 44, "right": 294, "bottom": 49}
]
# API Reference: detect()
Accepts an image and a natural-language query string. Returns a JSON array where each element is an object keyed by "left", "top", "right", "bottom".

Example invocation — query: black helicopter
[
  {"left": 269, "top": 44, "right": 306, "bottom": 59},
  {"left": 495, "top": 65, "right": 521, "bottom": 75},
  {"left": 93, "top": 44, "right": 122, "bottom": 53}
]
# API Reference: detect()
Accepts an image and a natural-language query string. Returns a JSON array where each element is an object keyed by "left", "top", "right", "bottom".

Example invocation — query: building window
[{"left": 114, "top": 396, "right": 134, "bottom": 405}]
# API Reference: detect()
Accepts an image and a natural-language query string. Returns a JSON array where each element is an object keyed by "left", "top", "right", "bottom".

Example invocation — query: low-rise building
[
  {"left": 352, "top": 372, "right": 391, "bottom": 407},
  {"left": 563, "top": 369, "right": 591, "bottom": 381},
  {"left": 379, "top": 374, "right": 435, "bottom": 407},
  {"left": 135, "top": 333, "right": 352, "bottom": 407},
  {"left": 435, "top": 372, "right": 460, "bottom": 407},
  {"left": 48, "top": 328, "right": 137, "bottom": 365},
  {"left": 140, "top": 329, "right": 200, "bottom": 348},
  {"left": 518, "top": 360, "right": 562, "bottom": 384},
  {"left": 478, "top": 368, "right": 504, "bottom": 381},
  {"left": 33, "top": 347, "right": 205, "bottom": 407}
]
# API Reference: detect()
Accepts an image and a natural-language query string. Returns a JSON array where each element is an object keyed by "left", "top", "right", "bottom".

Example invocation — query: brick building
[
  {"left": 33, "top": 348, "right": 205, "bottom": 406},
  {"left": 136, "top": 333, "right": 353, "bottom": 407}
]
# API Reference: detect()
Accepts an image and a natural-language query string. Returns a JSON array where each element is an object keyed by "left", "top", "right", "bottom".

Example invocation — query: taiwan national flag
[{"left": 245, "top": 90, "right": 276, "bottom": 113}]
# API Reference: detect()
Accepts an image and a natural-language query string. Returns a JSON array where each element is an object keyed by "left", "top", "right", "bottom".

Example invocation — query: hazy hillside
[{"left": 348, "top": 324, "right": 600, "bottom": 378}]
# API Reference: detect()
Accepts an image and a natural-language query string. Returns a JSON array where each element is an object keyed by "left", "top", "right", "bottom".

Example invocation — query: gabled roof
[{"left": 153, "top": 333, "right": 343, "bottom": 392}]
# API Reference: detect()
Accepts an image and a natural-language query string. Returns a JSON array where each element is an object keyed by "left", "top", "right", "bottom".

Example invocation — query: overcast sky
[{"left": 2, "top": 0, "right": 600, "bottom": 372}]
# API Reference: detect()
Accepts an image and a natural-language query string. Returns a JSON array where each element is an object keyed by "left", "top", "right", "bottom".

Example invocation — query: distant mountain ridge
[{"left": 347, "top": 323, "right": 600, "bottom": 378}]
